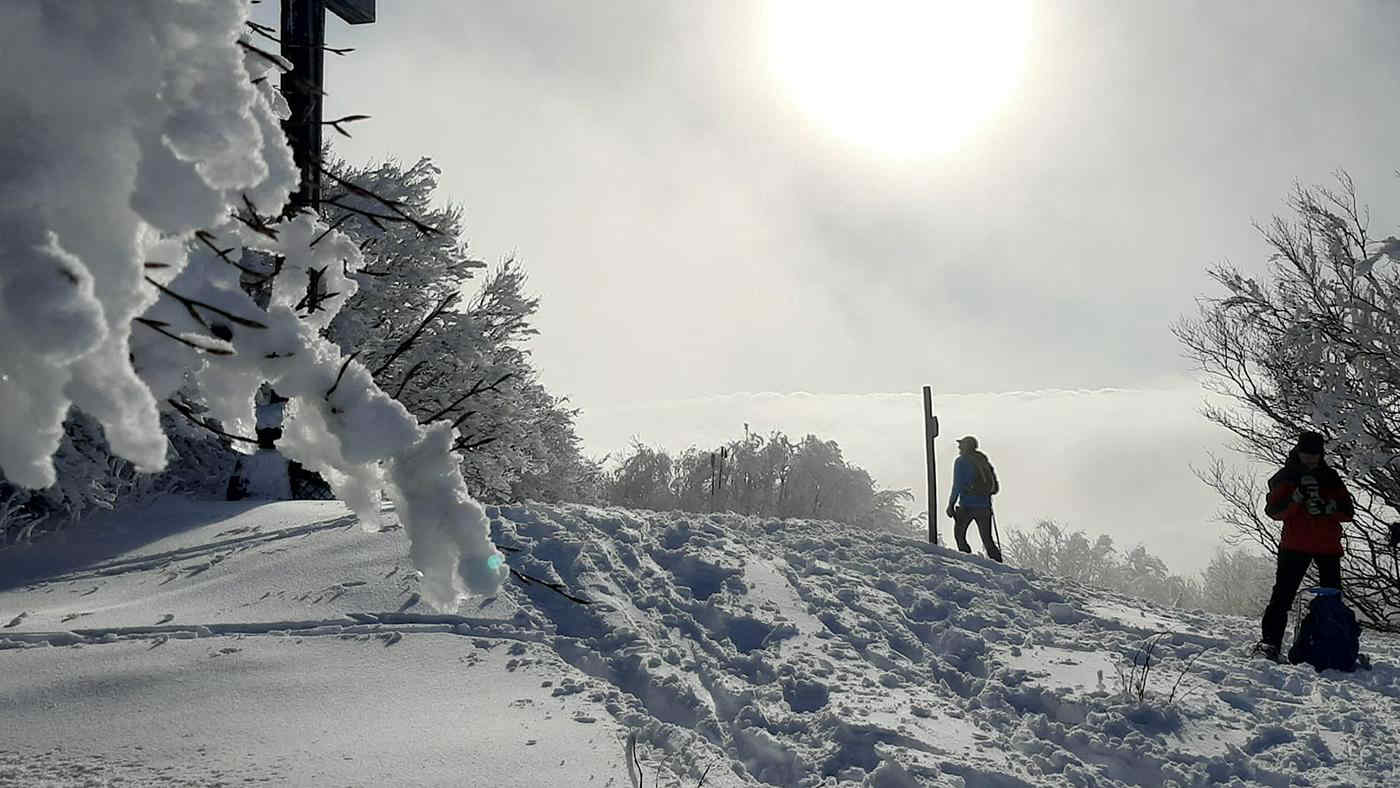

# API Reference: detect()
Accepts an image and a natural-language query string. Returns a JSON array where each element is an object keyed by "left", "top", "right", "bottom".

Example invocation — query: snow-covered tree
[
  {"left": 321, "top": 157, "right": 599, "bottom": 503},
  {"left": 602, "top": 430, "right": 918, "bottom": 533},
  {"left": 0, "top": 1, "right": 506, "bottom": 608},
  {"left": 1, "top": 405, "right": 238, "bottom": 545},
  {"left": 1176, "top": 173, "right": 1400, "bottom": 630},
  {"left": 606, "top": 441, "right": 678, "bottom": 512},
  {"left": 506, "top": 384, "right": 606, "bottom": 504},
  {"left": 1197, "top": 547, "right": 1274, "bottom": 617},
  {"left": 1004, "top": 521, "right": 1278, "bottom": 616},
  {"left": 1003, "top": 520, "right": 1118, "bottom": 588}
]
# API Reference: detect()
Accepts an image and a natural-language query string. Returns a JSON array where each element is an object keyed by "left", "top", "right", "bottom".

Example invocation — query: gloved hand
[
  {"left": 946, "top": 505, "right": 956, "bottom": 519},
  {"left": 1324, "top": 499, "right": 1338, "bottom": 515},
  {"left": 1291, "top": 487, "right": 1305, "bottom": 504}
]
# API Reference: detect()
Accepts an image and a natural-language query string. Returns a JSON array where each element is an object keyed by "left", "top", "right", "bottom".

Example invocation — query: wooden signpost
[
  {"left": 280, "top": 0, "right": 376, "bottom": 212},
  {"left": 923, "top": 386, "right": 939, "bottom": 545},
  {"left": 226, "top": 1, "right": 376, "bottom": 500}
]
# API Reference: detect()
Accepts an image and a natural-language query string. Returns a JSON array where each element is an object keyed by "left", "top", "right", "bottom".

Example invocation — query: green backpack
[{"left": 966, "top": 451, "right": 999, "bottom": 497}]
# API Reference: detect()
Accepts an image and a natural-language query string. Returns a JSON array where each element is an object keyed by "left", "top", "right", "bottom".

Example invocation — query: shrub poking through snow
[
  {"left": 623, "top": 729, "right": 716, "bottom": 787},
  {"left": 1114, "top": 632, "right": 1208, "bottom": 707}
]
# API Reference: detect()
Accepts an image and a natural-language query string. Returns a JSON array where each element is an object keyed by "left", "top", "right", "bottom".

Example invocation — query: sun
[{"left": 766, "top": 0, "right": 1032, "bottom": 158}]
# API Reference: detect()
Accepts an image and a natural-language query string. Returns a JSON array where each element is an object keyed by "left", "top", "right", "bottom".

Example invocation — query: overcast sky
[{"left": 263, "top": 1, "right": 1400, "bottom": 573}]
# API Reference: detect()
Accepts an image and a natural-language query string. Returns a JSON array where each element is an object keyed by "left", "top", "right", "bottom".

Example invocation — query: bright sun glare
[{"left": 768, "top": 0, "right": 1032, "bottom": 158}]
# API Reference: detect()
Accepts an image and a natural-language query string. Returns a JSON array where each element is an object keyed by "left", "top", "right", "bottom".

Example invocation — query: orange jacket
[{"left": 1264, "top": 461, "right": 1353, "bottom": 556}]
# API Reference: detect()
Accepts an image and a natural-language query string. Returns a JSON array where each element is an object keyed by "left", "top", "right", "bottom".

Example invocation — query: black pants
[
  {"left": 953, "top": 506, "right": 1002, "bottom": 563},
  {"left": 1261, "top": 548, "right": 1342, "bottom": 647}
]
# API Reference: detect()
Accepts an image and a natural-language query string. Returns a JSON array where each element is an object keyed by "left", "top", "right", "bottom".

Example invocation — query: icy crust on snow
[
  {"left": 0, "top": 0, "right": 505, "bottom": 605},
  {"left": 487, "top": 504, "right": 1400, "bottom": 787}
]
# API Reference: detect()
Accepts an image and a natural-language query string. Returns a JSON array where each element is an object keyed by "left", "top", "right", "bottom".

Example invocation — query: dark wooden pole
[
  {"left": 281, "top": 0, "right": 327, "bottom": 213},
  {"left": 923, "top": 386, "right": 939, "bottom": 545}
]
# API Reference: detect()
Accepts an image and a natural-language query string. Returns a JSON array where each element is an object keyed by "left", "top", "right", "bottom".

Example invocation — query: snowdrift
[{"left": 1, "top": 497, "right": 1397, "bottom": 786}]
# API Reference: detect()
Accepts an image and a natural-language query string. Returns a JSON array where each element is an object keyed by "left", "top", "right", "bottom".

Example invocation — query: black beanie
[{"left": 1296, "top": 431, "right": 1326, "bottom": 454}]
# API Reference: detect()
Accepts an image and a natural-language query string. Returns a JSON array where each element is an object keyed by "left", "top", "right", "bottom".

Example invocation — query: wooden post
[
  {"left": 280, "top": 0, "right": 376, "bottom": 213},
  {"left": 923, "top": 386, "right": 940, "bottom": 544},
  {"left": 281, "top": 0, "right": 327, "bottom": 212},
  {"left": 227, "top": 1, "right": 375, "bottom": 500}
]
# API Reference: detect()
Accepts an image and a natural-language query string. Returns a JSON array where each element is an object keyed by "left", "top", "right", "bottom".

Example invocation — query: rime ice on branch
[{"left": 0, "top": 0, "right": 505, "bottom": 608}]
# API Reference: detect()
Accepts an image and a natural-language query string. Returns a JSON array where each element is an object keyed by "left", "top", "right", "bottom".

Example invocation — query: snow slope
[{"left": 1, "top": 497, "right": 1398, "bottom": 787}]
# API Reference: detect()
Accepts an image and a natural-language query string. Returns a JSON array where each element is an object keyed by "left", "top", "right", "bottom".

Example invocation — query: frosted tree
[
  {"left": 320, "top": 161, "right": 597, "bottom": 502},
  {"left": 1197, "top": 548, "right": 1274, "bottom": 617},
  {"left": 1176, "top": 173, "right": 1400, "bottom": 630},
  {"left": 1002, "top": 521, "right": 1117, "bottom": 588},
  {"left": 1002, "top": 521, "right": 1212, "bottom": 610},
  {"left": 0, "top": 1, "right": 506, "bottom": 609},
  {"left": 602, "top": 430, "right": 917, "bottom": 532},
  {"left": 606, "top": 442, "right": 678, "bottom": 512}
]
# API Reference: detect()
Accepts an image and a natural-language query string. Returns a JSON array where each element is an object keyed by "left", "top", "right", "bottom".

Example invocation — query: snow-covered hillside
[{"left": 1, "top": 497, "right": 1397, "bottom": 787}]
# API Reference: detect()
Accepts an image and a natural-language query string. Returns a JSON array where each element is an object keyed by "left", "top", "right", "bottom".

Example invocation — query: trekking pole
[{"left": 991, "top": 508, "right": 1002, "bottom": 556}]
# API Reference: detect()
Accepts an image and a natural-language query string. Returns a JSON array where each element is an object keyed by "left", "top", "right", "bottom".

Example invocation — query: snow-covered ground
[{"left": 1, "top": 497, "right": 1397, "bottom": 787}]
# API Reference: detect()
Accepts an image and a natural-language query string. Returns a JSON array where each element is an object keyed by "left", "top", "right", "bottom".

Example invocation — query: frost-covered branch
[
  {"left": 0, "top": 0, "right": 506, "bottom": 610},
  {"left": 372, "top": 292, "right": 460, "bottom": 377},
  {"left": 166, "top": 397, "right": 259, "bottom": 446}
]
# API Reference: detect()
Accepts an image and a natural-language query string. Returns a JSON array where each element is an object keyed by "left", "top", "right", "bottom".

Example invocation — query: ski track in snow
[{"left": 1, "top": 499, "right": 1398, "bottom": 786}]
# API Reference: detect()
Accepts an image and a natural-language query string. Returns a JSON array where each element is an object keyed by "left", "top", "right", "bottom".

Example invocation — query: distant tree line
[
  {"left": 600, "top": 429, "right": 919, "bottom": 535},
  {"left": 1004, "top": 519, "right": 1275, "bottom": 617}
]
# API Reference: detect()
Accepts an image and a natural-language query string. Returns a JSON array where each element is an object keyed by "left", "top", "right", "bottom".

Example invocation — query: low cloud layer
[{"left": 576, "top": 383, "right": 1266, "bottom": 575}]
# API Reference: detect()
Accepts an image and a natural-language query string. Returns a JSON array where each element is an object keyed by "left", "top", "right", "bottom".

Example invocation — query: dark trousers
[
  {"left": 1261, "top": 548, "right": 1342, "bottom": 647},
  {"left": 953, "top": 506, "right": 1002, "bottom": 563}
]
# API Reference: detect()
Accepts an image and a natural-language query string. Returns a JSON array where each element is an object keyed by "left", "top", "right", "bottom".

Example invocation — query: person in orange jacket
[{"left": 1256, "top": 431, "right": 1355, "bottom": 661}]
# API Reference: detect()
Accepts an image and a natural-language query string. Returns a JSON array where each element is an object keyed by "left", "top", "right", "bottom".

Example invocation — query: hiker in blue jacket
[{"left": 946, "top": 435, "right": 1003, "bottom": 563}]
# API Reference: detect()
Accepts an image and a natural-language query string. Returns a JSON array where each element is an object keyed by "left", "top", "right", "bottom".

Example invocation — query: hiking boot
[{"left": 1251, "top": 641, "right": 1282, "bottom": 663}]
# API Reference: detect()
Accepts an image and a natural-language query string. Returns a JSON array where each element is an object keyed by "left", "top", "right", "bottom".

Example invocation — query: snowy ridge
[{"left": 1, "top": 497, "right": 1398, "bottom": 786}]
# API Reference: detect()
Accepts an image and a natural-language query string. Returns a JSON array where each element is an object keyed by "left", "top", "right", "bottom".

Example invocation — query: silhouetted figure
[
  {"left": 946, "top": 435, "right": 1002, "bottom": 563},
  {"left": 1256, "top": 431, "right": 1354, "bottom": 661}
]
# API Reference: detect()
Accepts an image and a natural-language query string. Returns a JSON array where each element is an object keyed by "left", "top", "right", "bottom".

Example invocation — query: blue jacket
[{"left": 948, "top": 454, "right": 992, "bottom": 510}]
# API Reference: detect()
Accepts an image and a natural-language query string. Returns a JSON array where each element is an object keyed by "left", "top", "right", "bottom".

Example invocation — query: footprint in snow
[
  {"left": 79, "top": 586, "right": 100, "bottom": 597},
  {"left": 397, "top": 593, "right": 421, "bottom": 612},
  {"left": 379, "top": 632, "right": 403, "bottom": 647},
  {"left": 4, "top": 612, "right": 27, "bottom": 628},
  {"left": 157, "top": 614, "right": 174, "bottom": 625},
  {"left": 61, "top": 612, "right": 91, "bottom": 623}
]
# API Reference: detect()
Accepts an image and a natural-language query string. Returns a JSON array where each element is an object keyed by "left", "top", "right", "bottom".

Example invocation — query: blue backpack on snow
[{"left": 1287, "top": 588, "right": 1360, "bottom": 673}]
